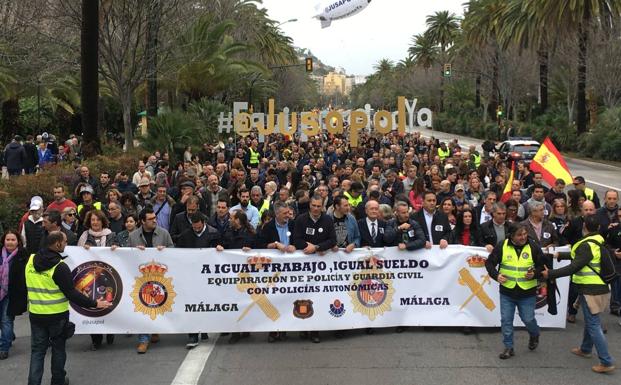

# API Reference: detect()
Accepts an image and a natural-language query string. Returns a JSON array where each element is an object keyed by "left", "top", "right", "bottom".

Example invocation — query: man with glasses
[
  {"left": 573, "top": 176, "right": 601, "bottom": 208},
  {"left": 128, "top": 207, "right": 174, "bottom": 354},
  {"left": 106, "top": 202, "right": 125, "bottom": 234}
]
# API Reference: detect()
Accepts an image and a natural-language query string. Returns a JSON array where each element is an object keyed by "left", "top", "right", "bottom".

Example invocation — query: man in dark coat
[{"left": 412, "top": 191, "right": 451, "bottom": 249}]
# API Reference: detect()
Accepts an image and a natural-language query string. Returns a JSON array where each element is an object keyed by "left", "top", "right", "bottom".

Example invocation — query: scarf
[
  {"left": 78, "top": 228, "right": 112, "bottom": 247},
  {"left": 0, "top": 247, "right": 18, "bottom": 301}
]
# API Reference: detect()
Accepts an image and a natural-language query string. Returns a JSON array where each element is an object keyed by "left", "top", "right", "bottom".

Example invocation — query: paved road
[
  {"left": 3, "top": 313, "right": 620, "bottom": 385},
  {"left": 415, "top": 126, "right": 621, "bottom": 199}
]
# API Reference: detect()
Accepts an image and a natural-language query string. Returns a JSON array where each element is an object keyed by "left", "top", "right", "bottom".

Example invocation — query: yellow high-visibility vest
[
  {"left": 438, "top": 148, "right": 450, "bottom": 161},
  {"left": 25, "top": 254, "right": 69, "bottom": 315},
  {"left": 571, "top": 234, "right": 605, "bottom": 286},
  {"left": 498, "top": 240, "right": 537, "bottom": 290}
]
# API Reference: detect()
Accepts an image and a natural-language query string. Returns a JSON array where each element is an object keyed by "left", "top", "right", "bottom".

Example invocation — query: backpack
[{"left": 584, "top": 239, "right": 619, "bottom": 284}]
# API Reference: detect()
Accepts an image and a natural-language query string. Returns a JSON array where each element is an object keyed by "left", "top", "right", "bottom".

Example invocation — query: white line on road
[
  {"left": 585, "top": 180, "right": 620, "bottom": 191},
  {"left": 171, "top": 335, "right": 219, "bottom": 385}
]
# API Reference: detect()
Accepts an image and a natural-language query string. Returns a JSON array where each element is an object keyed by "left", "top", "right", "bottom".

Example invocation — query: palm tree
[
  {"left": 425, "top": 11, "right": 460, "bottom": 112},
  {"left": 462, "top": 0, "right": 507, "bottom": 120},
  {"left": 425, "top": 11, "right": 461, "bottom": 53},
  {"left": 408, "top": 33, "right": 439, "bottom": 70},
  {"left": 81, "top": 0, "right": 100, "bottom": 155},
  {"left": 522, "top": 0, "right": 621, "bottom": 133},
  {"left": 497, "top": 0, "right": 550, "bottom": 113}
]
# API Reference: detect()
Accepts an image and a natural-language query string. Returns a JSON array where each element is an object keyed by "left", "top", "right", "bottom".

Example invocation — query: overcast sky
[{"left": 260, "top": 0, "right": 466, "bottom": 76}]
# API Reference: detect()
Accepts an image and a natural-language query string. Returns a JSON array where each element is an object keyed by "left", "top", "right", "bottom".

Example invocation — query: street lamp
[{"left": 276, "top": 18, "right": 298, "bottom": 27}]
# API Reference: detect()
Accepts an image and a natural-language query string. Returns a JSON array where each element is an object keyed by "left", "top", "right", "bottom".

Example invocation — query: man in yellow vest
[
  {"left": 573, "top": 176, "right": 601, "bottom": 208},
  {"left": 25, "top": 231, "right": 110, "bottom": 385},
  {"left": 245, "top": 140, "right": 261, "bottom": 170},
  {"left": 437, "top": 142, "right": 451, "bottom": 162},
  {"left": 76, "top": 185, "right": 102, "bottom": 216},
  {"left": 542, "top": 215, "right": 615, "bottom": 373},
  {"left": 485, "top": 222, "right": 545, "bottom": 359}
]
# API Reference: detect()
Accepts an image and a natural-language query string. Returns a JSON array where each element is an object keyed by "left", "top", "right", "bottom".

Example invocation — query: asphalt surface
[{"left": 3, "top": 313, "right": 620, "bottom": 385}]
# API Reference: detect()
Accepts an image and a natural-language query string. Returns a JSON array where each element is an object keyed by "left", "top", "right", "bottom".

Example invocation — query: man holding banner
[{"left": 485, "top": 223, "right": 545, "bottom": 359}]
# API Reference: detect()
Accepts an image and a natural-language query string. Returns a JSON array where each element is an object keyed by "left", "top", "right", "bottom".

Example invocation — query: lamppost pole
[{"left": 37, "top": 79, "right": 41, "bottom": 132}]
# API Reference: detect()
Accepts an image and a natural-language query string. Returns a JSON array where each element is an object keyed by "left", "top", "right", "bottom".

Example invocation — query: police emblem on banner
[
  {"left": 131, "top": 261, "right": 176, "bottom": 320},
  {"left": 329, "top": 299, "right": 345, "bottom": 317},
  {"left": 71, "top": 261, "right": 123, "bottom": 317},
  {"left": 348, "top": 256, "right": 395, "bottom": 321},
  {"left": 293, "top": 299, "right": 314, "bottom": 319}
]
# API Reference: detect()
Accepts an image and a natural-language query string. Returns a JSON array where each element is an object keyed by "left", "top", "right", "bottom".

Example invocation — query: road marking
[
  {"left": 171, "top": 335, "right": 219, "bottom": 385},
  {"left": 585, "top": 180, "right": 621, "bottom": 191}
]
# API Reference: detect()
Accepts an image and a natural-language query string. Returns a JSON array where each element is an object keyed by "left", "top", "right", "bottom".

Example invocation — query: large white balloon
[{"left": 314, "top": 0, "right": 372, "bottom": 28}]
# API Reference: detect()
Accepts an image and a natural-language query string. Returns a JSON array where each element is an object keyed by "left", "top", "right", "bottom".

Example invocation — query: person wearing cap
[
  {"left": 136, "top": 178, "right": 155, "bottom": 209},
  {"left": 3, "top": 135, "right": 26, "bottom": 177},
  {"left": 453, "top": 184, "right": 467, "bottom": 210},
  {"left": 573, "top": 176, "right": 601, "bottom": 209},
  {"left": 485, "top": 222, "right": 545, "bottom": 360},
  {"left": 77, "top": 185, "right": 102, "bottom": 216},
  {"left": 171, "top": 180, "right": 208, "bottom": 219},
  {"left": 20, "top": 199, "right": 45, "bottom": 255}
]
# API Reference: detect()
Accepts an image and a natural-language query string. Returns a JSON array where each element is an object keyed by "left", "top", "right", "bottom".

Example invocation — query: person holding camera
[{"left": 21, "top": 231, "right": 110, "bottom": 385}]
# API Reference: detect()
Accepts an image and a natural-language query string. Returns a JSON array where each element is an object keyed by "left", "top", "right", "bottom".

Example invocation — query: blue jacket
[
  {"left": 37, "top": 148, "right": 54, "bottom": 167},
  {"left": 330, "top": 212, "right": 361, "bottom": 248}
]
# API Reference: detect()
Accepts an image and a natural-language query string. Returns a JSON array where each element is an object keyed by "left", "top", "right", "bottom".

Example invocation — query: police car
[{"left": 496, "top": 137, "right": 541, "bottom": 165}]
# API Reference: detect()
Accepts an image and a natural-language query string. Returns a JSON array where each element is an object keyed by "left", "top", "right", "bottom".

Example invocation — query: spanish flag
[
  {"left": 501, "top": 162, "right": 515, "bottom": 202},
  {"left": 530, "top": 137, "right": 573, "bottom": 185}
]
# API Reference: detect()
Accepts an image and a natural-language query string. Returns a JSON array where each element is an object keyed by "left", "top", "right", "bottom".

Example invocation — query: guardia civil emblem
[
  {"left": 131, "top": 261, "right": 176, "bottom": 320},
  {"left": 348, "top": 256, "right": 394, "bottom": 321}
]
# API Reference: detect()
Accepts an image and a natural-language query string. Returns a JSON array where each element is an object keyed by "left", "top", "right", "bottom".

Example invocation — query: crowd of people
[{"left": 0, "top": 130, "right": 619, "bottom": 380}]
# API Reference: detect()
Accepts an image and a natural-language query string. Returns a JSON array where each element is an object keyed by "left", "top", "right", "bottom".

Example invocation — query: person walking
[
  {"left": 1, "top": 231, "right": 28, "bottom": 360},
  {"left": 485, "top": 222, "right": 545, "bottom": 359},
  {"left": 24, "top": 231, "right": 110, "bottom": 385},
  {"left": 542, "top": 215, "right": 615, "bottom": 373}
]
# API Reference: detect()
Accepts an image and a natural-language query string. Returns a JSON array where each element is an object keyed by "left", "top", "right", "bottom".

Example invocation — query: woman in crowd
[
  {"left": 505, "top": 199, "right": 521, "bottom": 223},
  {"left": 440, "top": 197, "right": 457, "bottom": 229},
  {"left": 115, "top": 213, "right": 139, "bottom": 247},
  {"left": 452, "top": 208, "right": 482, "bottom": 246},
  {"left": 77, "top": 210, "right": 119, "bottom": 351},
  {"left": 549, "top": 199, "right": 569, "bottom": 245},
  {"left": 408, "top": 178, "right": 426, "bottom": 212},
  {"left": 1, "top": 231, "right": 28, "bottom": 360},
  {"left": 567, "top": 189, "right": 586, "bottom": 220},
  {"left": 120, "top": 191, "right": 140, "bottom": 218}
]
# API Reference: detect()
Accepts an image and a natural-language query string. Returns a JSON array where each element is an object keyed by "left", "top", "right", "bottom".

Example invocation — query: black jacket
[
  {"left": 485, "top": 238, "right": 546, "bottom": 299},
  {"left": 176, "top": 225, "right": 220, "bottom": 248},
  {"left": 357, "top": 218, "right": 396, "bottom": 247},
  {"left": 452, "top": 225, "right": 483, "bottom": 247},
  {"left": 257, "top": 219, "right": 295, "bottom": 248},
  {"left": 7, "top": 247, "right": 29, "bottom": 317},
  {"left": 411, "top": 210, "right": 452, "bottom": 244},
  {"left": 170, "top": 212, "right": 193, "bottom": 243},
  {"left": 14, "top": 248, "right": 98, "bottom": 323},
  {"left": 23, "top": 142, "right": 38, "bottom": 169},
  {"left": 222, "top": 227, "right": 257, "bottom": 249},
  {"left": 387, "top": 218, "right": 425, "bottom": 250},
  {"left": 3, "top": 142, "right": 26, "bottom": 170},
  {"left": 480, "top": 220, "right": 510, "bottom": 248},
  {"left": 292, "top": 213, "right": 336, "bottom": 252}
]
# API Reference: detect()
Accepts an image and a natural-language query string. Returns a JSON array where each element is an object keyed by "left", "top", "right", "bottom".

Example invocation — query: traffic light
[
  {"left": 305, "top": 57, "right": 313, "bottom": 72},
  {"left": 496, "top": 105, "right": 503, "bottom": 117},
  {"left": 443, "top": 63, "right": 452, "bottom": 77}
]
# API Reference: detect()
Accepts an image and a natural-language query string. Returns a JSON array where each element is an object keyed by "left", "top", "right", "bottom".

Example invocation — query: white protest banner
[{"left": 64, "top": 246, "right": 569, "bottom": 334}]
